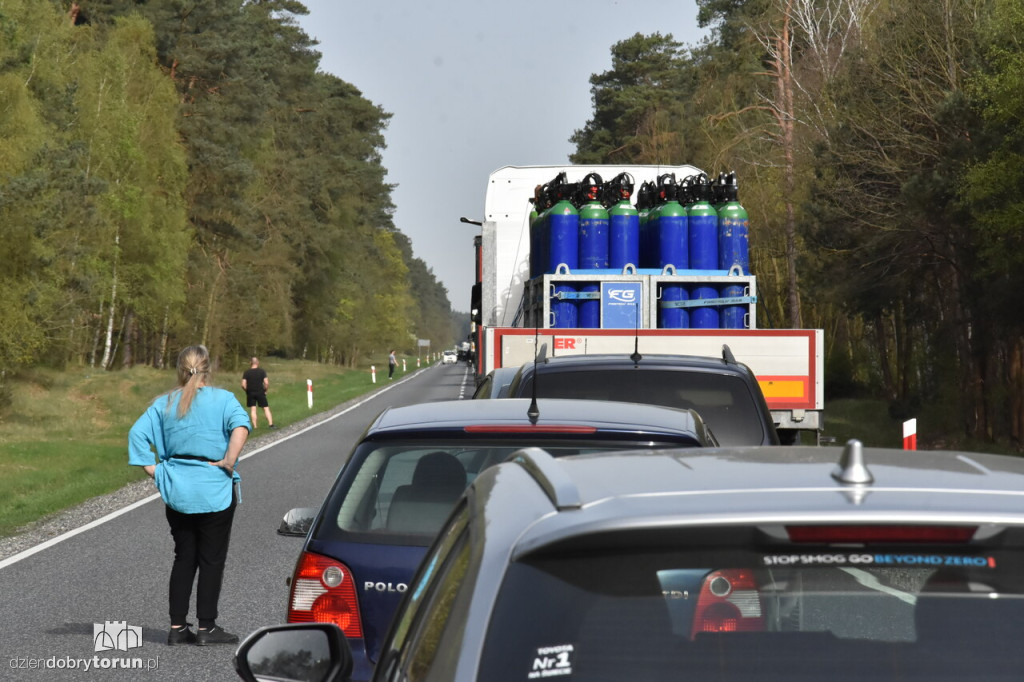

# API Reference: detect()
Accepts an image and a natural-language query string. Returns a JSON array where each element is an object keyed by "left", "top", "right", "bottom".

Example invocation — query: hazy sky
[{"left": 294, "top": 1, "right": 709, "bottom": 311}]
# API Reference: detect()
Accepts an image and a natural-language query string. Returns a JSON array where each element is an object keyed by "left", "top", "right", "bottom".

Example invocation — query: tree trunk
[
  {"left": 100, "top": 234, "right": 120, "bottom": 370},
  {"left": 121, "top": 310, "right": 136, "bottom": 368},
  {"left": 873, "top": 314, "right": 896, "bottom": 400},
  {"left": 1011, "top": 338, "right": 1024, "bottom": 450}
]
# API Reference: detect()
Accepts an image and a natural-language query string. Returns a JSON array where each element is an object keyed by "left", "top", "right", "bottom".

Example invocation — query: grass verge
[{"left": 0, "top": 357, "right": 414, "bottom": 539}]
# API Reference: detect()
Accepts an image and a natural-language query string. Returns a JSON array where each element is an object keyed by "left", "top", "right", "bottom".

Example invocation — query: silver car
[{"left": 237, "top": 441, "right": 1024, "bottom": 681}]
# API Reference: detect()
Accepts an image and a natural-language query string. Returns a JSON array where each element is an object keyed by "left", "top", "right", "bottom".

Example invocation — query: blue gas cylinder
[
  {"left": 577, "top": 173, "right": 608, "bottom": 328},
  {"left": 718, "top": 171, "right": 750, "bottom": 328},
  {"left": 688, "top": 173, "right": 720, "bottom": 328}
]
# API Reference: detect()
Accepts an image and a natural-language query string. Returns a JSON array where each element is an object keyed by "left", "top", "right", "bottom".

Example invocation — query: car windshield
[
  {"left": 479, "top": 540, "right": 1024, "bottom": 681},
  {"left": 325, "top": 441, "right": 680, "bottom": 541},
  {"left": 521, "top": 370, "right": 764, "bottom": 445}
]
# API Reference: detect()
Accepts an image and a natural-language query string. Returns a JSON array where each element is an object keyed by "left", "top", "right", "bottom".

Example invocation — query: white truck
[{"left": 468, "top": 164, "right": 824, "bottom": 441}]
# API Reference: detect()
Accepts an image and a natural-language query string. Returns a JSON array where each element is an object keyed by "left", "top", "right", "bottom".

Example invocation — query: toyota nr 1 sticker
[{"left": 528, "top": 644, "right": 574, "bottom": 679}]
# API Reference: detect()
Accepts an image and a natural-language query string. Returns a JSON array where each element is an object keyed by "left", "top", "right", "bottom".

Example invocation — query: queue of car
[{"left": 235, "top": 354, "right": 1024, "bottom": 682}]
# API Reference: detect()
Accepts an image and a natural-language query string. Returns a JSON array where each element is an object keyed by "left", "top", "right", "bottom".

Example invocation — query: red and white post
[
  {"left": 902, "top": 418, "right": 917, "bottom": 450},
  {"left": 307, "top": 379, "right": 313, "bottom": 409},
  {"left": 370, "top": 365, "right": 376, "bottom": 384}
]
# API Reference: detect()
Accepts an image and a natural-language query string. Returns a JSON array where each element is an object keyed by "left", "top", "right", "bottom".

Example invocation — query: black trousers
[{"left": 165, "top": 494, "right": 237, "bottom": 628}]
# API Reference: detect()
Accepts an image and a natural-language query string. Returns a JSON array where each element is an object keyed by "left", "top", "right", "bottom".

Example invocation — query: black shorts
[{"left": 246, "top": 394, "right": 269, "bottom": 408}]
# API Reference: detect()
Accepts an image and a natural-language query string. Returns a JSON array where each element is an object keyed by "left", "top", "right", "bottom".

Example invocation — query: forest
[
  {"left": 569, "top": 0, "right": 1024, "bottom": 448},
  {"left": 0, "top": 0, "right": 459, "bottom": 375},
  {"left": 2, "top": 1, "right": 1023, "bottom": 448}
]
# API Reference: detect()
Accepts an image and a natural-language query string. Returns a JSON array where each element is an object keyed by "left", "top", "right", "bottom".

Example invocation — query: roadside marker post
[
  {"left": 903, "top": 418, "right": 917, "bottom": 450},
  {"left": 371, "top": 365, "right": 376, "bottom": 384},
  {"left": 307, "top": 379, "right": 313, "bottom": 409}
]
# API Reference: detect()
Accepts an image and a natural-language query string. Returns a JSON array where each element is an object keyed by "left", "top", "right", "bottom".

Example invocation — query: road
[{"left": 0, "top": 362, "right": 476, "bottom": 681}]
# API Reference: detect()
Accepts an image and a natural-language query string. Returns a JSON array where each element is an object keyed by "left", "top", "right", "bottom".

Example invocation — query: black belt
[{"left": 170, "top": 454, "right": 212, "bottom": 462}]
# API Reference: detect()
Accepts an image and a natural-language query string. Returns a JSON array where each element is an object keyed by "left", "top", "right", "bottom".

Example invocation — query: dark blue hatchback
[{"left": 283, "top": 398, "right": 716, "bottom": 681}]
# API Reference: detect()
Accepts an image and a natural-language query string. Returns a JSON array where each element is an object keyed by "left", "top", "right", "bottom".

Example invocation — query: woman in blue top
[{"left": 128, "top": 345, "right": 250, "bottom": 646}]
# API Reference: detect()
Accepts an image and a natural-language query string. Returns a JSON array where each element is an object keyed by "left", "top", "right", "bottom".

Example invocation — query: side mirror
[
  {"left": 278, "top": 507, "right": 318, "bottom": 536},
  {"left": 234, "top": 623, "right": 352, "bottom": 682}
]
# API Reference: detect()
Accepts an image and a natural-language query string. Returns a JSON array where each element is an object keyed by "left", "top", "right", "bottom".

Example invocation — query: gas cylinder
[
  {"left": 606, "top": 172, "right": 639, "bottom": 270},
  {"left": 636, "top": 181, "right": 656, "bottom": 268},
  {"left": 577, "top": 173, "right": 608, "bottom": 328},
  {"left": 656, "top": 175, "right": 689, "bottom": 329},
  {"left": 547, "top": 175, "right": 579, "bottom": 328},
  {"left": 657, "top": 174, "right": 687, "bottom": 270},
  {"left": 688, "top": 173, "right": 720, "bottom": 329},
  {"left": 718, "top": 171, "right": 750, "bottom": 329},
  {"left": 529, "top": 183, "right": 552, "bottom": 279}
]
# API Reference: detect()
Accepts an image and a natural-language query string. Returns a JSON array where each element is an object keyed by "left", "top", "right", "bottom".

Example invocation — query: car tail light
[
  {"left": 785, "top": 525, "right": 977, "bottom": 544},
  {"left": 287, "top": 551, "right": 363, "bottom": 638},
  {"left": 691, "top": 569, "right": 764, "bottom": 639}
]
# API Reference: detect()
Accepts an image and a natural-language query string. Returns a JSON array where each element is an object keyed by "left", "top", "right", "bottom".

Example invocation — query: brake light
[
  {"left": 463, "top": 425, "right": 597, "bottom": 434},
  {"left": 287, "top": 551, "right": 363, "bottom": 638},
  {"left": 691, "top": 569, "right": 764, "bottom": 639},
  {"left": 786, "top": 525, "right": 977, "bottom": 544}
]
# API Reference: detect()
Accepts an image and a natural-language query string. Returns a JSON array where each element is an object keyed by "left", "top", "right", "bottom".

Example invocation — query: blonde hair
[{"left": 171, "top": 345, "right": 211, "bottom": 418}]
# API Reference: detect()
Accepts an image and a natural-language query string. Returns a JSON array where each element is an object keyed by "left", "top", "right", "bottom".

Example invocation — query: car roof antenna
[
  {"left": 722, "top": 344, "right": 737, "bottom": 365},
  {"left": 630, "top": 301, "right": 643, "bottom": 364},
  {"left": 527, "top": 325, "right": 540, "bottom": 422}
]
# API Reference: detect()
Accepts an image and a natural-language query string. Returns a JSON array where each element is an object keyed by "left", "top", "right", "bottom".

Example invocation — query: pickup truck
[{"left": 499, "top": 349, "right": 781, "bottom": 446}]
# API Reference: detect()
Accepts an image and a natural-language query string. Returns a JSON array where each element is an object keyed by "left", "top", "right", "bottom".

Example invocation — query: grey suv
[{"left": 500, "top": 350, "right": 780, "bottom": 445}]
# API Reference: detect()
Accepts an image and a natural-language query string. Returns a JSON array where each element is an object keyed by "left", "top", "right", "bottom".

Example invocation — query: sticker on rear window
[
  {"left": 528, "top": 644, "right": 574, "bottom": 679},
  {"left": 762, "top": 553, "right": 996, "bottom": 568}
]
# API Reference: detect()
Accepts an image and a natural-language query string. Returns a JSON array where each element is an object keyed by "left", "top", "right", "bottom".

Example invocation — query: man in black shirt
[{"left": 241, "top": 357, "right": 275, "bottom": 429}]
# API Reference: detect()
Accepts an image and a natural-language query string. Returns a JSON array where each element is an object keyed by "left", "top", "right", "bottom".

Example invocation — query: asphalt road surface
[{"left": 0, "top": 361, "right": 477, "bottom": 681}]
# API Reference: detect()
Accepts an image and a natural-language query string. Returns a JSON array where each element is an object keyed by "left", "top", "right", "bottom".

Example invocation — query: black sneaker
[
  {"left": 167, "top": 624, "right": 196, "bottom": 646},
  {"left": 269, "top": 424, "right": 278, "bottom": 429},
  {"left": 195, "top": 625, "right": 239, "bottom": 646}
]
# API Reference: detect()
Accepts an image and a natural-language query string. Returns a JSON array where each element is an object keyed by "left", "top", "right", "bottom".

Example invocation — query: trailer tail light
[
  {"left": 287, "top": 551, "right": 363, "bottom": 638},
  {"left": 785, "top": 525, "right": 977, "bottom": 544},
  {"left": 691, "top": 569, "right": 764, "bottom": 638}
]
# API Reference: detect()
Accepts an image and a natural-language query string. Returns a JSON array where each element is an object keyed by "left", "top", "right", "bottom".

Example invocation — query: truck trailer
[{"left": 468, "top": 164, "right": 824, "bottom": 442}]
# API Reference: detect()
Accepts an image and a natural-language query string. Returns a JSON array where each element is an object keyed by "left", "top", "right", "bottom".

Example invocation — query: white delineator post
[
  {"left": 307, "top": 379, "right": 313, "bottom": 408},
  {"left": 370, "top": 365, "right": 376, "bottom": 384},
  {"left": 903, "top": 418, "right": 917, "bottom": 450},
  {"left": 402, "top": 359, "right": 406, "bottom": 372}
]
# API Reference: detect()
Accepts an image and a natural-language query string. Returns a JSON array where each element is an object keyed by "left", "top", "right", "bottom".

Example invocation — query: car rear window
[
  {"left": 520, "top": 370, "right": 766, "bottom": 446},
  {"left": 325, "top": 441, "right": 686, "bottom": 541},
  {"left": 479, "top": 540, "right": 1024, "bottom": 680}
]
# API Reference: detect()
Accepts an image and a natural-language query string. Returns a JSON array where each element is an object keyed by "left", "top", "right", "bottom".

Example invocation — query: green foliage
[
  {"left": 0, "top": 0, "right": 452, "bottom": 376},
  {"left": 570, "top": 33, "right": 702, "bottom": 165},
  {"left": 962, "top": 0, "right": 1024, "bottom": 326},
  {"left": 566, "top": 0, "right": 1024, "bottom": 447}
]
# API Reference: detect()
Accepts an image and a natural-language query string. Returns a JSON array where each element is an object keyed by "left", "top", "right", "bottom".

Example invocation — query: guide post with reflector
[
  {"left": 903, "top": 419, "right": 917, "bottom": 450},
  {"left": 307, "top": 379, "right": 313, "bottom": 409}
]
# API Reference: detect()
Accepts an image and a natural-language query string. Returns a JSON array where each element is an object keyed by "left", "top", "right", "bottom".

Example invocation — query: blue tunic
[{"left": 128, "top": 386, "right": 251, "bottom": 513}]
